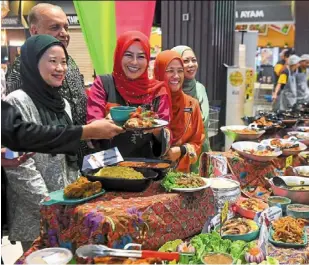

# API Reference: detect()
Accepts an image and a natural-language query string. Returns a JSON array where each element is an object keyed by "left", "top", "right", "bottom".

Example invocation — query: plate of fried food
[
  {"left": 269, "top": 216, "right": 308, "bottom": 248},
  {"left": 261, "top": 138, "right": 307, "bottom": 156},
  {"left": 161, "top": 171, "right": 210, "bottom": 192},
  {"left": 232, "top": 141, "right": 282, "bottom": 162},
  {"left": 236, "top": 197, "right": 269, "bottom": 219},
  {"left": 123, "top": 106, "right": 168, "bottom": 131},
  {"left": 221, "top": 125, "right": 265, "bottom": 141},
  {"left": 215, "top": 218, "right": 260, "bottom": 241},
  {"left": 42, "top": 177, "right": 105, "bottom": 206}
]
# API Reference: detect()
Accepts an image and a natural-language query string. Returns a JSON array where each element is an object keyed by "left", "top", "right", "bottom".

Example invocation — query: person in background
[
  {"left": 154, "top": 50, "right": 205, "bottom": 173},
  {"left": 272, "top": 55, "right": 301, "bottom": 111},
  {"left": 296, "top": 54, "right": 309, "bottom": 104},
  {"left": 5, "top": 3, "right": 88, "bottom": 168},
  {"left": 87, "top": 31, "right": 172, "bottom": 159},
  {"left": 171, "top": 45, "right": 211, "bottom": 172},
  {"left": 4, "top": 35, "right": 81, "bottom": 253},
  {"left": 273, "top": 49, "right": 292, "bottom": 91}
]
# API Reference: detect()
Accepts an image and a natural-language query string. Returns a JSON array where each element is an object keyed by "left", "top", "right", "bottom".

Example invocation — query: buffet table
[
  {"left": 200, "top": 151, "right": 309, "bottom": 264},
  {"left": 16, "top": 181, "right": 215, "bottom": 264}
]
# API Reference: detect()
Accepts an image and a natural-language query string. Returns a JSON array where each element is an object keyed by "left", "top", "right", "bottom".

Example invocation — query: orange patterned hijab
[{"left": 154, "top": 50, "right": 187, "bottom": 144}]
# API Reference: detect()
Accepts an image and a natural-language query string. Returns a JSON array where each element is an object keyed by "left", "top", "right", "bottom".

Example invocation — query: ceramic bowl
[
  {"left": 110, "top": 106, "right": 136, "bottom": 124},
  {"left": 268, "top": 196, "right": 291, "bottom": 213},
  {"left": 286, "top": 204, "right": 309, "bottom": 219},
  {"left": 215, "top": 219, "right": 260, "bottom": 242}
]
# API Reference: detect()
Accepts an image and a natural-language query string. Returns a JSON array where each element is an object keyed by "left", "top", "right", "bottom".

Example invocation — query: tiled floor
[{"left": 1, "top": 236, "right": 23, "bottom": 264}]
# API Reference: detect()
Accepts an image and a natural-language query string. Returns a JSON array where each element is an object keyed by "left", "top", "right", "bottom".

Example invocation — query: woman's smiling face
[
  {"left": 121, "top": 41, "right": 148, "bottom": 80},
  {"left": 164, "top": 59, "right": 184, "bottom": 92},
  {"left": 182, "top": 49, "right": 198, "bottom": 80},
  {"left": 38, "top": 45, "right": 67, "bottom": 87}
]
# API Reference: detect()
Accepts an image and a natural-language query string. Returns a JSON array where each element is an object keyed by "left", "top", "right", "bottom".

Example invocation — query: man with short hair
[{"left": 6, "top": 3, "right": 88, "bottom": 167}]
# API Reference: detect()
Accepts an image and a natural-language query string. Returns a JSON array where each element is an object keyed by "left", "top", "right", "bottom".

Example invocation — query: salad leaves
[
  {"left": 189, "top": 231, "right": 256, "bottom": 264},
  {"left": 161, "top": 171, "right": 202, "bottom": 192}
]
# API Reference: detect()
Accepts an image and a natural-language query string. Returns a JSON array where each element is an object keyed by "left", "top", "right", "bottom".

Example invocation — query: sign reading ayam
[
  {"left": 235, "top": 1, "right": 293, "bottom": 24},
  {"left": 236, "top": 10, "right": 264, "bottom": 19}
]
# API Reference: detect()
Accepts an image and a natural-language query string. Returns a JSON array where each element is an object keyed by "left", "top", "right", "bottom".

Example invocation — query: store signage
[
  {"left": 1, "top": 16, "right": 21, "bottom": 27},
  {"left": 236, "top": 2, "right": 293, "bottom": 23},
  {"left": 67, "top": 15, "right": 79, "bottom": 26},
  {"left": 236, "top": 10, "right": 264, "bottom": 19}
]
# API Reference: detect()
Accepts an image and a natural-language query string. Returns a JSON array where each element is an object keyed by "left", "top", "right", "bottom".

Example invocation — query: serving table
[
  {"left": 200, "top": 151, "right": 309, "bottom": 264},
  {"left": 15, "top": 181, "right": 215, "bottom": 264}
]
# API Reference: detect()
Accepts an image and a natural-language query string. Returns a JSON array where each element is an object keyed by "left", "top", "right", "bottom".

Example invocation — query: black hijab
[{"left": 20, "top": 35, "right": 78, "bottom": 167}]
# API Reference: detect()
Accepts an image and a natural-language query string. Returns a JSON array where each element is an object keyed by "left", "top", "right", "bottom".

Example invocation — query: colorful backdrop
[{"left": 73, "top": 1, "right": 156, "bottom": 75}]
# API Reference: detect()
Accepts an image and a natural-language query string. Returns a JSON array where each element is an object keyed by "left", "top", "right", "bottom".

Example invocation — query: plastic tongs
[{"left": 76, "top": 243, "right": 180, "bottom": 261}]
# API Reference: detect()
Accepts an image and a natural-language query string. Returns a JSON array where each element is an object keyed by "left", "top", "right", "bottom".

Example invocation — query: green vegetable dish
[{"left": 161, "top": 171, "right": 205, "bottom": 191}]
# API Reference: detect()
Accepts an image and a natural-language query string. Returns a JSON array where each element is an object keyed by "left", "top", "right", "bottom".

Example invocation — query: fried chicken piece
[{"left": 64, "top": 177, "right": 102, "bottom": 199}]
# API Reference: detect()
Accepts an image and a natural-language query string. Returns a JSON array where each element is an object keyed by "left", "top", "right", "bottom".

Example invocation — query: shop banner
[
  {"left": 73, "top": 1, "right": 156, "bottom": 75},
  {"left": 115, "top": 1, "right": 156, "bottom": 38},
  {"left": 236, "top": 1, "right": 293, "bottom": 24}
]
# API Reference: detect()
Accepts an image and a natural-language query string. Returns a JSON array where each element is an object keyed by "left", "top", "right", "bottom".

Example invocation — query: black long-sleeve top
[{"left": 1, "top": 101, "right": 82, "bottom": 155}]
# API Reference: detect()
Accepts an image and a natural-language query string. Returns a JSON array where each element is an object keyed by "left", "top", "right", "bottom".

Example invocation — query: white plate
[
  {"left": 261, "top": 138, "right": 307, "bottom": 156},
  {"left": 171, "top": 178, "right": 210, "bottom": 192},
  {"left": 297, "top": 126, "right": 309, "bottom": 133},
  {"left": 220, "top": 125, "right": 265, "bottom": 141},
  {"left": 294, "top": 166, "right": 309, "bottom": 178},
  {"left": 232, "top": 141, "right": 282, "bottom": 162},
  {"left": 124, "top": 119, "right": 169, "bottom": 131},
  {"left": 288, "top": 132, "right": 309, "bottom": 145}
]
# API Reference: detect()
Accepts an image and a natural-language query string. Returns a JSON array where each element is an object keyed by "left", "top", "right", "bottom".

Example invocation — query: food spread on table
[
  {"left": 242, "top": 186, "right": 272, "bottom": 202},
  {"left": 93, "top": 257, "right": 162, "bottom": 264},
  {"left": 124, "top": 106, "right": 159, "bottom": 128},
  {"left": 161, "top": 171, "right": 206, "bottom": 191},
  {"left": 228, "top": 128, "right": 259, "bottom": 134},
  {"left": 64, "top": 176, "right": 102, "bottom": 199},
  {"left": 17, "top": 102, "right": 309, "bottom": 265},
  {"left": 288, "top": 204, "right": 309, "bottom": 212},
  {"left": 243, "top": 149, "right": 276, "bottom": 156},
  {"left": 118, "top": 161, "right": 170, "bottom": 169},
  {"left": 203, "top": 253, "right": 233, "bottom": 264},
  {"left": 220, "top": 218, "right": 258, "bottom": 236},
  {"left": 269, "top": 139, "right": 300, "bottom": 151},
  {"left": 239, "top": 198, "right": 268, "bottom": 212},
  {"left": 271, "top": 216, "right": 308, "bottom": 244},
  {"left": 253, "top": 117, "right": 273, "bottom": 127},
  {"left": 94, "top": 166, "right": 144, "bottom": 179}
]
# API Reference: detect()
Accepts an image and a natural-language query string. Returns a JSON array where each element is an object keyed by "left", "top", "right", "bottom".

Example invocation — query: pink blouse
[{"left": 87, "top": 76, "right": 171, "bottom": 124}]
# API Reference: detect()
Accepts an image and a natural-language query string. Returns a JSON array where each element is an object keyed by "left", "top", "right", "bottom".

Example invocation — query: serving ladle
[{"left": 272, "top": 176, "right": 309, "bottom": 188}]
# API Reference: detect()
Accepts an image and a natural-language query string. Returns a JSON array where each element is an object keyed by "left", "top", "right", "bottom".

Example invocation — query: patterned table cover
[{"left": 16, "top": 181, "right": 215, "bottom": 264}]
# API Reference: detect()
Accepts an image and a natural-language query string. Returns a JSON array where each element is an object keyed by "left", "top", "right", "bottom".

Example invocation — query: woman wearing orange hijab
[
  {"left": 154, "top": 50, "right": 205, "bottom": 172},
  {"left": 87, "top": 31, "right": 171, "bottom": 158}
]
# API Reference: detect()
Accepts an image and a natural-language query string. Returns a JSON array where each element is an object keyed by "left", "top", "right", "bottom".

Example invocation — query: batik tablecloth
[
  {"left": 200, "top": 151, "right": 302, "bottom": 184},
  {"left": 16, "top": 181, "right": 215, "bottom": 264}
]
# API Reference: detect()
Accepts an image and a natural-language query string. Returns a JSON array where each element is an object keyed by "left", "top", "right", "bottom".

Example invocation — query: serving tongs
[{"left": 76, "top": 243, "right": 180, "bottom": 261}]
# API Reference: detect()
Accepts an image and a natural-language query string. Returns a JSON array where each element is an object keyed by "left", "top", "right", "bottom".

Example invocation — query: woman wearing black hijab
[{"left": 4, "top": 35, "right": 80, "bottom": 252}]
